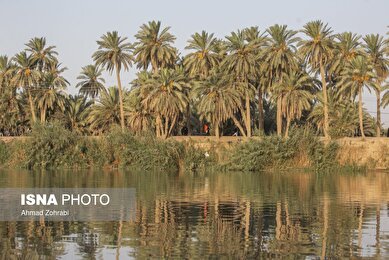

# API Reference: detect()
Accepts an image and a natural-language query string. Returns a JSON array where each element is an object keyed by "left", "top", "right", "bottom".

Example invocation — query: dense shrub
[
  {"left": 0, "top": 125, "right": 346, "bottom": 173},
  {"left": 24, "top": 122, "right": 87, "bottom": 169},
  {"left": 103, "top": 128, "right": 183, "bottom": 170},
  {"left": 183, "top": 145, "right": 216, "bottom": 172},
  {"left": 227, "top": 127, "right": 339, "bottom": 172}
]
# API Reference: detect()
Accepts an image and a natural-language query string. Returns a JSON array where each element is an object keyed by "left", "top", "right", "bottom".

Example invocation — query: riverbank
[{"left": 0, "top": 126, "right": 388, "bottom": 171}]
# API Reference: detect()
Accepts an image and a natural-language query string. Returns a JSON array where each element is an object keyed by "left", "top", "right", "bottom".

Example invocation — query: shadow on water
[{"left": 0, "top": 169, "right": 389, "bottom": 259}]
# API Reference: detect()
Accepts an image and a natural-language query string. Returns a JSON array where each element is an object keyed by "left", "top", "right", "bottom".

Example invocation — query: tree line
[{"left": 1, "top": 20, "right": 389, "bottom": 138}]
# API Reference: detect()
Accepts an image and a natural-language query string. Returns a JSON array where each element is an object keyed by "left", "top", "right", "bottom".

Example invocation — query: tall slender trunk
[
  {"left": 27, "top": 89, "right": 36, "bottom": 123},
  {"left": 215, "top": 121, "right": 220, "bottom": 139},
  {"left": 238, "top": 105, "right": 248, "bottom": 136},
  {"left": 375, "top": 88, "right": 381, "bottom": 137},
  {"left": 115, "top": 66, "right": 125, "bottom": 132},
  {"left": 168, "top": 115, "right": 177, "bottom": 136},
  {"left": 231, "top": 115, "right": 247, "bottom": 137},
  {"left": 276, "top": 97, "right": 282, "bottom": 136},
  {"left": 258, "top": 87, "right": 264, "bottom": 135},
  {"left": 163, "top": 117, "right": 169, "bottom": 139},
  {"left": 156, "top": 115, "right": 162, "bottom": 137},
  {"left": 285, "top": 112, "right": 291, "bottom": 138},
  {"left": 40, "top": 108, "right": 46, "bottom": 123},
  {"left": 358, "top": 85, "right": 365, "bottom": 138},
  {"left": 320, "top": 61, "right": 330, "bottom": 139},
  {"left": 245, "top": 91, "right": 251, "bottom": 137}
]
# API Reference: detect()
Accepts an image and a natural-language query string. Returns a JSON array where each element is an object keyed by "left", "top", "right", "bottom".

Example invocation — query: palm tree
[
  {"left": 0, "top": 56, "right": 14, "bottom": 89},
  {"left": 141, "top": 67, "right": 189, "bottom": 138},
  {"left": 310, "top": 92, "right": 376, "bottom": 137},
  {"left": 36, "top": 63, "right": 68, "bottom": 123},
  {"left": 263, "top": 24, "right": 300, "bottom": 136},
  {"left": 337, "top": 56, "right": 378, "bottom": 138},
  {"left": 76, "top": 65, "right": 106, "bottom": 99},
  {"left": 88, "top": 86, "right": 124, "bottom": 133},
  {"left": 11, "top": 52, "right": 41, "bottom": 123},
  {"left": 184, "top": 31, "right": 220, "bottom": 79},
  {"left": 126, "top": 88, "right": 152, "bottom": 134},
  {"left": 363, "top": 34, "right": 389, "bottom": 137},
  {"left": 244, "top": 26, "right": 268, "bottom": 134},
  {"left": 25, "top": 37, "right": 58, "bottom": 71},
  {"left": 133, "top": 20, "right": 177, "bottom": 73},
  {"left": 298, "top": 20, "right": 334, "bottom": 139},
  {"left": 193, "top": 73, "right": 243, "bottom": 138},
  {"left": 93, "top": 31, "right": 132, "bottom": 132},
  {"left": 222, "top": 30, "right": 259, "bottom": 137},
  {"left": 272, "top": 71, "right": 315, "bottom": 137},
  {"left": 64, "top": 95, "right": 92, "bottom": 134},
  {"left": 330, "top": 32, "right": 362, "bottom": 77}
]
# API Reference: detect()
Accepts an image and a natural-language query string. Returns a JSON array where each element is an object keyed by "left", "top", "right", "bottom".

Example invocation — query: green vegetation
[
  {"left": 226, "top": 128, "right": 339, "bottom": 172},
  {"left": 0, "top": 123, "right": 219, "bottom": 171},
  {"left": 0, "top": 123, "right": 351, "bottom": 172},
  {"left": 0, "top": 20, "right": 388, "bottom": 172},
  {"left": 0, "top": 20, "right": 386, "bottom": 139}
]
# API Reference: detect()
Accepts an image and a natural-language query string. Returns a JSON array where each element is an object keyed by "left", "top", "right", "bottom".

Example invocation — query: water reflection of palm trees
[{"left": 0, "top": 170, "right": 389, "bottom": 258}]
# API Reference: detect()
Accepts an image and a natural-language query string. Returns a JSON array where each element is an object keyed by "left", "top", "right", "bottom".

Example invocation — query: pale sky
[{"left": 1, "top": 0, "right": 389, "bottom": 125}]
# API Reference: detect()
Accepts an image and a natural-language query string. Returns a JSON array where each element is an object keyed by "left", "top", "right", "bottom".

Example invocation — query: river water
[{"left": 0, "top": 169, "right": 388, "bottom": 259}]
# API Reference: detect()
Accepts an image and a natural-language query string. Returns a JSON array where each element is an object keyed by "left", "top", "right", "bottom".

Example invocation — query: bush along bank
[
  {"left": 224, "top": 128, "right": 341, "bottom": 172},
  {"left": 2, "top": 123, "right": 213, "bottom": 171},
  {"left": 0, "top": 123, "right": 363, "bottom": 172}
]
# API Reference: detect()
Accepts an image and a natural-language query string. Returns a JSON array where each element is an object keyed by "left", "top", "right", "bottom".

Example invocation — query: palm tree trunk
[
  {"left": 245, "top": 91, "right": 251, "bottom": 137},
  {"left": 40, "top": 108, "right": 46, "bottom": 123},
  {"left": 231, "top": 115, "right": 247, "bottom": 137},
  {"left": 215, "top": 121, "right": 220, "bottom": 139},
  {"left": 375, "top": 88, "right": 381, "bottom": 137},
  {"left": 168, "top": 115, "right": 177, "bottom": 136},
  {"left": 285, "top": 112, "right": 291, "bottom": 138},
  {"left": 163, "top": 117, "right": 169, "bottom": 139},
  {"left": 156, "top": 115, "right": 162, "bottom": 137},
  {"left": 27, "top": 89, "right": 36, "bottom": 123},
  {"left": 115, "top": 66, "right": 125, "bottom": 132},
  {"left": 320, "top": 61, "right": 330, "bottom": 139},
  {"left": 276, "top": 97, "right": 282, "bottom": 136},
  {"left": 258, "top": 87, "right": 264, "bottom": 135},
  {"left": 238, "top": 106, "right": 248, "bottom": 136},
  {"left": 358, "top": 85, "right": 365, "bottom": 138}
]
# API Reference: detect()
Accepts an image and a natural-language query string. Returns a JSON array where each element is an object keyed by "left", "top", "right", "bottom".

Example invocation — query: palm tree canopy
[
  {"left": 222, "top": 30, "right": 259, "bottom": 81},
  {"left": 93, "top": 31, "right": 133, "bottom": 73},
  {"left": 193, "top": 74, "right": 242, "bottom": 124},
  {"left": 330, "top": 32, "right": 362, "bottom": 76},
  {"left": 36, "top": 62, "right": 69, "bottom": 113},
  {"left": 183, "top": 30, "right": 220, "bottom": 78},
  {"left": 298, "top": 20, "right": 334, "bottom": 70},
  {"left": 133, "top": 20, "right": 177, "bottom": 71},
  {"left": 25, "top": 37, "right": 58, "bottom": 71},
  {"left": 363, "top": 34, "right": 389, "bottom": 80},
  {"left": 64, "top": 95, "right": 92, "bottom": 134},
  {"left": 0, "top": 55, "right": 14, "bottom": 89},
  {"left": 76, "top": 65, "right": 106, "bottom": 98},
  {"left": 11, "top": 51, "right": 41, "bottom": 89},
  {"left": 88, "top": 86, "right": 126, "bottom": 131},
  {"left": 337, "top": 55, "right": 378, "bottom": 97},
  {"left": 263, "top": 24, "right": 300, "bottom": 81},
  {"left": 141, "top": 67, "right": 189, "bottom": 118}
]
